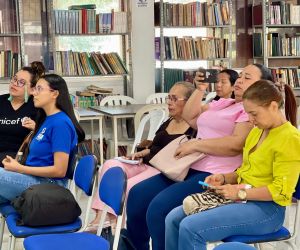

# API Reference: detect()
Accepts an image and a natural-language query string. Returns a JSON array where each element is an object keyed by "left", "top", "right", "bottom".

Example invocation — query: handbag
[
  {"left": 16, "top": 131, "right": 34, "bottom": 165},
  {"left": 149, "top": 135, "right": 205, "bottom": 182},
  {"left": 183, "top": 190, "right": 232, "bottom": 215},
  {"left": 11, "top": 183, "right": 81, "bottom": 227}
]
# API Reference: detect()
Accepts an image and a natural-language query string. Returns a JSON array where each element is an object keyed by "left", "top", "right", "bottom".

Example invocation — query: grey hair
[{"left": 172, "top": 81, "right": 195, "bottom": 99}]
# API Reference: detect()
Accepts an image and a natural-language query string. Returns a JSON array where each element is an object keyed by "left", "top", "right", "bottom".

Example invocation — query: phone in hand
[
  {"left": 198, "top": 180, "right": 217, "bottom": 189},
  {"left": 197, "top": 69, "right": 219, "bottom": 83}
]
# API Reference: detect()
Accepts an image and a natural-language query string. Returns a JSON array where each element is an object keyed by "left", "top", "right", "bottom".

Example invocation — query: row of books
[
  {"left": 252, "top": 3, "right": 300, "bottom": 25},
  {"left": 78, "top": 139, "right": 128, "bottom": 162},
  {"left": 155, "top": 36, "right": 228, "bottom": 60},
  {"left": 53, "top": 9, "right": 127, "bottom": 34},
  {"left": 154, "top": 1, "right": 230, "bottom": 27},
  {"left": 155, "top": 68, "right": 215, "bottom": 92},
  {"left": 55, "top": 51, "right": 128, "bottom": 76},
  {"left": 267, "top": 2, "right": 300, "bottom": 25},
  {"left": 78, "top": 139, "right": 107, "bottom": 163},
  {"left": 70, "top": 94, "right": 110, "bottom": 108},
  {"left": 0, "top": 50, "right": 20, "bottom": 77},
  {"left": 267, "top": 33, "right": 300, "bottom": 57},
  {"left": 271, "top": 68, "right": 300, "bottom": 88}
]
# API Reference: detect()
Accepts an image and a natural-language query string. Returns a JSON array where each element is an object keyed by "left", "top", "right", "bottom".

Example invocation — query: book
[{"left": 68, "top": 4, "right": 96, "bottom": 10}]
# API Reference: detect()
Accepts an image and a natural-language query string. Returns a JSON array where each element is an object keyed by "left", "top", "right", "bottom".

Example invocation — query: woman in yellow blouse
[{"left": 165, "top": 79, "right": 300, "bottom": 250}]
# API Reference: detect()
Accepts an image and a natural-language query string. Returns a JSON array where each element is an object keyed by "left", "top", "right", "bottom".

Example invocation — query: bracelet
[{"left": 221, "top": 174, "right": 226, "bottom": 185}]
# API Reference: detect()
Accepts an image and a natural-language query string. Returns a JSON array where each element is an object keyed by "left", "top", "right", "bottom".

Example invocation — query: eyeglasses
[
  {"left": 33, "top": 85, "right": 55, "bottom": 94},
  {"left": 10, "top": 76, "right": 26, "bottom": 87},
  {"left": 165, "top": 95, "right": 187, "bottom": 103}
]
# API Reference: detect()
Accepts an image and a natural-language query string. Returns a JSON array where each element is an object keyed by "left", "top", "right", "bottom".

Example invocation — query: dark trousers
[{"left": 126, "top": 169, "right": 210, "bottom": 250}]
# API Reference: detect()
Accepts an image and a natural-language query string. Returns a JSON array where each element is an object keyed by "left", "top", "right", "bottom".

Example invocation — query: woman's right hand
[
  {"left": 126, "top": 149, "right": 150, "bottom": 160},
  {"left": 194, "top": 71, "right": 209, "bottom": 91},
  {"left": 205, "top": 174, "right": 225, "bottom": 187}
]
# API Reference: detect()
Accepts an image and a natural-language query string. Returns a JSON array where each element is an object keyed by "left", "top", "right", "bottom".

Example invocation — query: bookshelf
[
  {"left": 47, "top": 0, "right": 132, "bottom": 94},
  {"left": 252, "top": 0, "right": 300, "bottom": 88},
  {"left": 155, "top": 0, "right": 233, "bottom": 92},
  {"left": 0, "top": 0, "right": 24, "bottom": 79}
]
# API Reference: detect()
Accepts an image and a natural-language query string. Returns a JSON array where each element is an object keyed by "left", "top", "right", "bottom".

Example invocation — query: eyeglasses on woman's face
[
  {"left": 10, "top": 75, "right": 26, "bottom": 87},
  {"left": 33, "top": 85, "right": 55, "bottom": 94},
  {"left": 165, "top": 95, "right": 187, "bottom": 103}
]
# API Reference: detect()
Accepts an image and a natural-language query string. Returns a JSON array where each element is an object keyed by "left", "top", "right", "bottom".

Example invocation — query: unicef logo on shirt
[{"left": 36, "top": 128, "right": 46, "bottom": 141}]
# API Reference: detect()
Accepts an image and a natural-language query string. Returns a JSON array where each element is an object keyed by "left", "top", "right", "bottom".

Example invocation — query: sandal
[{"left": 84, "top": 220, "right": 111, "bottom": 233}]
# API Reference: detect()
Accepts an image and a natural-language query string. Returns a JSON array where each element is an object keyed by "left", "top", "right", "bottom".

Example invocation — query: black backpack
[{"left": 12, "top": 183, "right": 81, "bottom": 227}]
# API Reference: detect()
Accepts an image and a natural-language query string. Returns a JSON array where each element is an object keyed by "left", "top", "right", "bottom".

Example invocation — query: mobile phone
[
  {"left": 198, "top": 180, "right": 217, "bottom": 189},
  {"left": 197, "top": 69, "right": 219, "bottom": 83}
]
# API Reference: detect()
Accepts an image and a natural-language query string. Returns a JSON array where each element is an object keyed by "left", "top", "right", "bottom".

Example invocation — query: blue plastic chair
[
  {"left": 214, "top": 242, "right": 256, "bottom": 250},
  {"left": 222, "top": 179, "right": 300, "bottom": 250},
  {"left": 23, "top": 166, "right": 127, "bottom": 250},
  {"left": 4, "top": 154, "right": 97, "bottom": 250},
  {"left": 0, "top": 146, "right": 79, "bottom": 247}
]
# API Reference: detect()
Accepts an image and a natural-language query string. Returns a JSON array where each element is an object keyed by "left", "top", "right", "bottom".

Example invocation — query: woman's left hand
[
  {"left": 22, "top": 117, "right": 36, "bottom": 130},
  {"left": 2, "top": 156, "right": 23, "bottom": 172},
  {"left": 174, "top": 139, "right": 199, "bottom": 159},
  {"left": 215, "top": 184, "right": 239, "bottom": 200}
]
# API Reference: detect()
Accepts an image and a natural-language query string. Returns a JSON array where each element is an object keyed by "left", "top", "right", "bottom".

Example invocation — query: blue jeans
[
  {"left": 126, "top": 169, "right": 210, "bottom": 250},
  {"left": 165, "top": 201, "right": 285, "bottom": 250},
  {"left": 0, "top": 168, "right": 67, "bottom": 204}
]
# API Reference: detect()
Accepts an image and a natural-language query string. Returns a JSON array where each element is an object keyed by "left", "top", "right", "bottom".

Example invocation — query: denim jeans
[
  {"left": 165, "top": 201, "right": 285, "bottom": 250},
  {"left": 126, "top": 169, "right": 210, "bottom": 250},
  {"left": 0, "top": 168, "right": 67, "bottom": 204}
]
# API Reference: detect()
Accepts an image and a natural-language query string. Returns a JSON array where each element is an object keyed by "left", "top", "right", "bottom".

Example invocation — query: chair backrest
[
  {"left": 99, "top": 167, "right": 127, "bottom": 216},
  {"left": 65, "top": 145, "right": 79, "bottom": 180},
  {"left": 131, "top": 106, "right": 167, "bottom": 153},
  {"left": 73, "top": 155, "right": 98, "bottom": 196},
  {"left": 146, "top": 93, "right": 168, "bottom": 104},
  {"left": 294, "top": 176, "right": 300, "bottom": 199},
  {"left": 204, "top": 92, "right": 217, "bottom": 103},
  {"left": 100, "top": 95, "right": 137, "bottom": 106}
]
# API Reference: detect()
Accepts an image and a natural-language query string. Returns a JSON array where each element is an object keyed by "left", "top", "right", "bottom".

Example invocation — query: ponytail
[{"left": 284, "top": 84, "right": 297, "bottom": 127}]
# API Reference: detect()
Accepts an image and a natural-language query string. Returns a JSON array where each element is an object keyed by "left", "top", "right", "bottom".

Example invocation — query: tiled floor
[{"left": 2, "top": 203, "right": 297, "bottom": 250}]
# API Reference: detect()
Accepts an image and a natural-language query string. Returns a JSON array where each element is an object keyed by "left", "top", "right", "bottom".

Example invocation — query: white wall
[{"left": 131, "top": 0, "right": 155, "bottom": 103}]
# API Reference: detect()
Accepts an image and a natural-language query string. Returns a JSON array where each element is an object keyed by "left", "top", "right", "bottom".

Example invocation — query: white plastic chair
[
  {"left": 131, "top": 104, "right": 168, "bottom": 154},
  {"left": 146, "top": 93, "right": 168, "bottom": 104},
  {"left": 100, "top": 95, "right": 137, "bottom": 157},
  {"left": 204, "top": 91, "right": 217, "bottom": 103}
]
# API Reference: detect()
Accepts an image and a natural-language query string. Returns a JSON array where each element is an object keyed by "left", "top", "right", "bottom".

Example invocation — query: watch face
[{"left": 238, "top": 189, "right": 247, "bottom": 200}]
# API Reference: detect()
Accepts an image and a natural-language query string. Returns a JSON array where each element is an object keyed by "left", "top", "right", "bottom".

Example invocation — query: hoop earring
[{"left": 7, "top": 95, "right": 13, "bottom": 102}]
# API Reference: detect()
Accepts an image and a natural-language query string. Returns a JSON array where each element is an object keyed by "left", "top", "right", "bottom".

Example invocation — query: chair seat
[
  {"left": 6, "top": 213, "right": 82, "bottom": 238},
  {"left": 0, "top": 203, "right": 17, "bottom": 217},
  {"left": 223, "top": 227, "right": 291, "bottom": 243},
  {"left": 24, "top": 232, "right": 109, "bottom": 250}
]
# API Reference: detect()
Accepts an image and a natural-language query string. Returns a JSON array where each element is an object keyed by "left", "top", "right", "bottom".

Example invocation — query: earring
[
  {"left": 24, "top": 88, "right": 28, "bottom": 103},
  {"left": 7, "top": 95, "right": 13, "bottom": 102}
]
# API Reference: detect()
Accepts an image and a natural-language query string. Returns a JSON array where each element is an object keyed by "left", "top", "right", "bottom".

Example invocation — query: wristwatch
[{"left": 237, "top": 189, "right": 247, "bottom": 200}]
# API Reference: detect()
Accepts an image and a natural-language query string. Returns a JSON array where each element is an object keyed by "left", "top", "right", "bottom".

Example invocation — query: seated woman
[
  {"left": 125, "top": 64, "right": 273, "bottom": 250},
  {"left": 204, "top": 69, "right": 238, "bottom": 102},
  {"left": 165, "top": 80, "right": 299, "bottom": 250},
  {"left": 86, "top": 81, "right": 195, "bottom": 231},
  {"left": 0, "top": 61, "right": 45, "bottom": 166},
  {"left": 0, "top": 74, "right": 85, "bottom": 203}
]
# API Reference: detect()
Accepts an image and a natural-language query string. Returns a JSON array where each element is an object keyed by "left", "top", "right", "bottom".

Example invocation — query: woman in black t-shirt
[
  {"left": 0, "top": 62, "right": 45, "bottom": 166},
  {"left": 85, "top": 81, "right": 196, "bottom": 232}
]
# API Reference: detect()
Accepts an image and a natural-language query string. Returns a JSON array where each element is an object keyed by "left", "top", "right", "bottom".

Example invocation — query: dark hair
[
  {"left": 243, "top": 80, "right": 297, "bottom": 127},
  {"left": 33, "top": 74, "right": 85, "bottom": 143},
  {"left": 173, "top": 81, "right": 195, "bottom": 99},
  {"left": 214, "top": 69, "right": 238, "bottom": 100},
  {"left": 21, "top": 61, "right": 45, "bottom": 87},
  {"left": 252, "top": 64, "right": 274, "bottom": 82}
]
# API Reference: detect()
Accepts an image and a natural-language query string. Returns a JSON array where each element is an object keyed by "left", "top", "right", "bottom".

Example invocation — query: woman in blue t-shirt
[{"left": 0, "top": 74, "right": 85, "bottom": 204}]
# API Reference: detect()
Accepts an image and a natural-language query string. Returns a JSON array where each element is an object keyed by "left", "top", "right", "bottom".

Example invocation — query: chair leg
[
  {"left": 9, "top": 236, "right": 15, "bottom": 250},
  {"left": 0, "top": 216, "right": 5, "bottom": 248},
  {"left": 113, "top": 214, "right": 123, "bottom": 250},
  {"left": 254, "top": 243, "right": 261, "bottom": 250}
]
